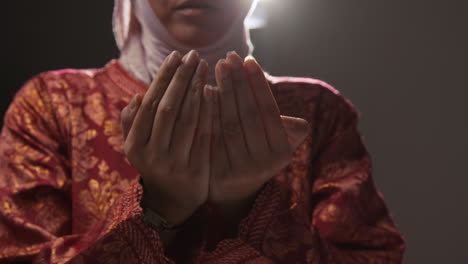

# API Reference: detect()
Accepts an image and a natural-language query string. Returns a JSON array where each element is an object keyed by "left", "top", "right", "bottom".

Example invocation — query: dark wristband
[{"left": 139, "top": 177, "right": 185, "bottom": 232}]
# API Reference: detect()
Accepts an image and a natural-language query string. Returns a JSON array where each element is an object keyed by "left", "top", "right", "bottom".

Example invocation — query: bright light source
[{"left": 245, "top": 0, "right": 271, "bottom": 29}]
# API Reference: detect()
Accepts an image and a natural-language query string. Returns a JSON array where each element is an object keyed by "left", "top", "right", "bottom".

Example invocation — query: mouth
[
  {"left": 174, "top": 0, "right": 219, "bottom": 15},
  {"left": 175, "top": 4, "right": 214, "bottom": 10}
]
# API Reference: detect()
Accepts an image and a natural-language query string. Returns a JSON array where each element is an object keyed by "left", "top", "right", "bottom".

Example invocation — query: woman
[{"left": 0, "top": 0, "right": 405, "bottom": 263}]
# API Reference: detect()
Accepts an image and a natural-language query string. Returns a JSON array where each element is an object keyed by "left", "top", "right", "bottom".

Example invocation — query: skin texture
[
  {"left": 122, "top": 50, "right": 212, "bottom": 226},
  {"left": 120, "top": 0, "right": 309, "bottom": 249},
  {"left": 148, "top": 0, "right": 255, "bottom": 47},
  {"left": 120, "top": 51, "right": 309, "bottom": 247}
]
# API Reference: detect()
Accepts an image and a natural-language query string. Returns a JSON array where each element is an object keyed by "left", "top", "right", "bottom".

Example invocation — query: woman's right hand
[{"left": 120, "top": 50, "right": 214, "bottom": 225}]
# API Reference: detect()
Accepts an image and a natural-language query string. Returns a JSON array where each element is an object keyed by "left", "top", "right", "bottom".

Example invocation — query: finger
[
  {"left": 172, "top": 59, "right": 208, "bottom": 165},
  {"left": 281, "top": 115, "right": 310, "bottom": 150},
  {"left": 209, "top": 86, "right": 231, "bottom": 175},
  {"left": 215, "top": 59, "right": 249, "bottom": 168},
  {"left": 190, "top": 84, "right": 214, "bottom": 173},
  {"left": 127, "top": 51, "right": 181, "bottom": 148},
  {"left": 244, "top": 58, "right": 291, "bottom": 154},
  {"left": 226, "top": 52, "right": 269, "bottom": 159},
  {"left": 121, "top": 93, "right": 142, "bottom": 141},
  {"left": 151, "top": 50, "right": 200, "bottom": 151}
]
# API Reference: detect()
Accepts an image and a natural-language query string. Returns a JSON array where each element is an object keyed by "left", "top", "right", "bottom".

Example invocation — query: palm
[{"left": 208, "top": 53, "right": 311, "bottom": 211}]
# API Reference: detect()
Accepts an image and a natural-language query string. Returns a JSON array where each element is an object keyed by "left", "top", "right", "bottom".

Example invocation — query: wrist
[
  {"left": 141, "top": 188, "right": 192, "bottom": 226},
  {"left": 143, "top": 205, "right": 186, "bottom": 232},
  {"left": 215, "top": 191, "right": 259, "bottom": 221},
  {"left": 139, "top": 177, "right": 193, "bottom": 225},
  {"left": 209, "top": 196, "right": 256, "bottom": 239}
]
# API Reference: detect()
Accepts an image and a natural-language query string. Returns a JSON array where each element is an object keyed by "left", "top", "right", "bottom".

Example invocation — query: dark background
[{"left": 2, "top": 0, "right": 467, "bottom": 263}]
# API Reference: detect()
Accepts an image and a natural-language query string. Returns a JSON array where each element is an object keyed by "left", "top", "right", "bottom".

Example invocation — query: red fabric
[{"left": 0, "top": 60, "right": 405, "bottom": 263}]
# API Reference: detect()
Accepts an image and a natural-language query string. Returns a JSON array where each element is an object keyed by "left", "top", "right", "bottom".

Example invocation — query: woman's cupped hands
[{"left": 120, "top": 50, "right": 309, "bottom": 225}]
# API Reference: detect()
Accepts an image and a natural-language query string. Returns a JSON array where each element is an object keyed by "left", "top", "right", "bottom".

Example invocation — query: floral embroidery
[{"left": 0, "top": 61, "right": 405, "bottom": 263}]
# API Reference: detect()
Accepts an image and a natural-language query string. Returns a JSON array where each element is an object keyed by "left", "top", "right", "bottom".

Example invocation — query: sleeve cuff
[
  {"left": 110, "top": 179, "right": 173, "bottom": 263},
  {"left": 199, "top": 180, "right": 282, "bottom": 261},
  {"left": 198, "top": 239, "right": 272, "bottom": 264}
]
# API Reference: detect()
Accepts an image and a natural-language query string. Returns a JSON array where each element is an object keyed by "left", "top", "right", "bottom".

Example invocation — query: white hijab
[{"left": 113, "top": 0, "right": 255, "bottom": 86}]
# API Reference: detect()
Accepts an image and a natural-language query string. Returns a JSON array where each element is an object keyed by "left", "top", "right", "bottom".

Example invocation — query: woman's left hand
[{"left": 209, "top": 52, "right": 309, "bottom": 219}]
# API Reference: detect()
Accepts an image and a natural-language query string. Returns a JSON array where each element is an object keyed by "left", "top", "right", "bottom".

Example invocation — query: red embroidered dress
[{"left": 0, "top": 60, "right": 405, "bottom": 263}]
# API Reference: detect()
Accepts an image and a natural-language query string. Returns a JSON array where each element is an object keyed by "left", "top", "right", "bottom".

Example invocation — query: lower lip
[{"left": 175, "top": 7, "right": 213, "bottom": 17}]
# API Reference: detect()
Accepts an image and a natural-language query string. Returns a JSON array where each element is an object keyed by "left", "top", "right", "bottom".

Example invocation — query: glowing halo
[{"left": 245, "top": 0, "right": 272, "bottom": 29}]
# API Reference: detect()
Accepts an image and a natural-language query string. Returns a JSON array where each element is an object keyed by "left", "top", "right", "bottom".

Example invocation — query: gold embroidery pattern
[
  {"left": 0, "top": 61, "right": 405, "bottom": 263},
  {"left": 79, "top": 161, "right": 130, "bottom": 223}
]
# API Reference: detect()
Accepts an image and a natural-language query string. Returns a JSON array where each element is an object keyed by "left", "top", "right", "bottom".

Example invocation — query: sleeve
[
  {"left": 0, "top": 76, "right": 171, "bottom": 264},
  {"left": 307, "top": 92, "right": 406, "bottom": 263},
  {"left": 196, "top": 182, "right": 279, "bottom": 264},
  {"left": 196, "top": 90, "right": 406, "bottom": 263}
]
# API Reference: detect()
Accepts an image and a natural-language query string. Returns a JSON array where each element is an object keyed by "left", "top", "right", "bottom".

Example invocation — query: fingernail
[
  {"left": 217, "top": 58, "right": 225, "bottom": 66},
  {"left": 183, "top": 50, "right": 199, "bottom": 65},
  {"left": 203, "top": 84, "right": 213, "bottom": 102},
  {"left": 196, "top": 59, "right": 208, "bottom": 76},
  {"left": 245, "top": 55, "right": 256, "bottom": 62},
  {"left": 230, "top": 52, "right": 244, "bottom": 69},
  {"left": 129, "top": 93, "right": 140, "bottom": 110},
  {"left": 182, "top": 51, "right": 189, "bottom": 63},
  {"left": 216, "top": 59, "right": 228, "bottom": 79},
  {"left": 168, "top": 51, "right": 181, "bottom": 66},
  {"left": 220, "top": 63, "right": 230, "bottom": 79},
  {"left": 245, "top": 59, "right": 259, "bottom": 74}
]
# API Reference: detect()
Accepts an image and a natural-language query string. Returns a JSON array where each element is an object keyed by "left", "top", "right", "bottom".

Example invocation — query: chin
[{"left": 170, "top": 24, "right": 225, "bottom": 48}]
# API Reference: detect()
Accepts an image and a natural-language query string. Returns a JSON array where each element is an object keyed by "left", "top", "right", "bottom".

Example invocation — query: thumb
[
  {"left": 281, "top": 115, "right": 310, "bottom": 150},
  {"left": 121, "top": 94, "right": 141, "bottom": 141}
]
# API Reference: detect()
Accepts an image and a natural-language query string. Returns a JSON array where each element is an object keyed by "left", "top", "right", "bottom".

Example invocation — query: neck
[{"left": 119, "top": 0, "right": 253, "bottom": 86}]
